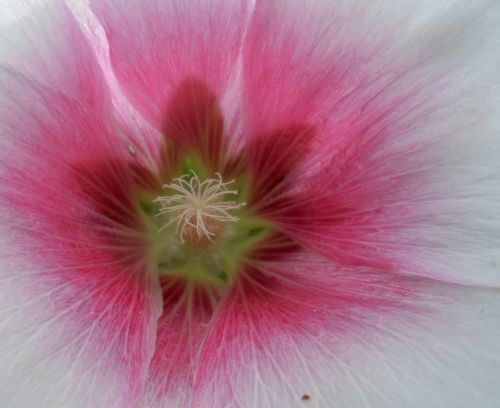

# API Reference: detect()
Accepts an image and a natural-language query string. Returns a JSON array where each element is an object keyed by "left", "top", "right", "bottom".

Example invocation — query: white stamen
[{"left": 154, "top": 171, "right": 245, "bottom": 243}]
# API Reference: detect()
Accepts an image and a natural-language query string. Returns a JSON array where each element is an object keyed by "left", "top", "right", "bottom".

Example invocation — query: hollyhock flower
[{"left": 1, "top": 0, "right": 500, "bottom": 407}]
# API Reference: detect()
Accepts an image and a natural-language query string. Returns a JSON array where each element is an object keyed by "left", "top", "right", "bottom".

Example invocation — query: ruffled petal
[
  {"left": 0, "top": 3, "right": 161, "bottom": 407},
  {"left": 241, "top": 0, "right": 500, "bottom": 286}
]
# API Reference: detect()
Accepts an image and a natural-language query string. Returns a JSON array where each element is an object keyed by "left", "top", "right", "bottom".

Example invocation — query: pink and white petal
[
  {"left": 241, "top": 0, "right": 500, "bottom": 286},
  {"left": 89, "top": 0, "right": 250, "bottom": 139},
  {"left": 189, "top": 255, "right": 500, "bottom": 408},
  {"left": 0, "top": 3, "right": 161, "bottom": 407}
]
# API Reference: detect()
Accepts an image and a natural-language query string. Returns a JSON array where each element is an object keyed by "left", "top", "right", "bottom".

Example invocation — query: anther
[{"left": 155, "top": 171, "right": 245, "bottom": 244}]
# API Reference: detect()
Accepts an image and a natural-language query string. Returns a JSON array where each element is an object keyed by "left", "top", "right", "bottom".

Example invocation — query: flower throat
[{"left": 136, "top": 159, "right": 270, "bottom": 288}]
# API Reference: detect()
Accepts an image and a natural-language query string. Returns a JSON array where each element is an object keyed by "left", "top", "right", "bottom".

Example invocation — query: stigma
[{"left": 155, "top": 171, "right": 245, "bottom": 244}]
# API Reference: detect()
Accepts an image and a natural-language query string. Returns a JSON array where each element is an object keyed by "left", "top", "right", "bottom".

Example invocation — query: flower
[{"left": 0, "top": 0, "right": 499, "bottom": 407}]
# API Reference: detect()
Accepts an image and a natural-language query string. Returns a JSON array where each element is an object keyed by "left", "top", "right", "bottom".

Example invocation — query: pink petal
[
  {"left": 89, "top": 0, "right": 250, "bottom": 136},
  {"left": 135, "top": 250, "right": 500, "bottom": 407},
  {"left": 194, "top": 261, "right": 500, "bottom": 407},
  {"left": 0, "top": 4, "right": 161, "bottom": 406},
  {"left": 241, "top": 0, "right": 500, "bottom": 287}
]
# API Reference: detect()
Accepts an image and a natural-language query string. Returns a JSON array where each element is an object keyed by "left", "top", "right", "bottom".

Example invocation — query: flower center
[
  {"left": 135, "top": 162, "right": 270, "bottom": 287},
  {"left": 155, "top": 172, "right": 245, "bottom": 245}
]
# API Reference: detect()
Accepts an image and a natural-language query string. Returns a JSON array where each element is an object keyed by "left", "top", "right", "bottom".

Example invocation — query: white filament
[{"left": 155, "top": 172, "right": 245, "bottom": 243}]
